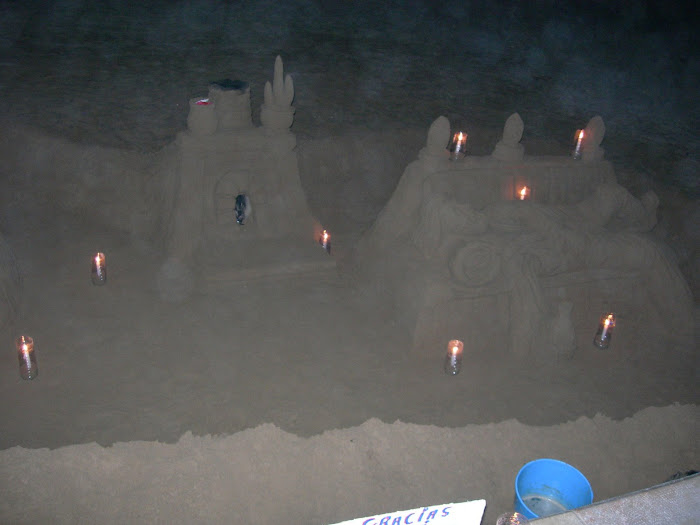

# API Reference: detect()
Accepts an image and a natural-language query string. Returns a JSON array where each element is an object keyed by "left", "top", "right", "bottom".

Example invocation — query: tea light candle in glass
[
  {"left": 573, "top": 129, "right": 584, "bottom": 160},
  {"left": 91, "top": 252, "right": 107, "bottom": 285},
  {"left": 319, "top": 230, "right": 331, "bottom": 254},
  {"left": 449, "top": 131, "right": 467, "bottom": 160},
  {"left": 593, "top": 312, "right": 615, "bottom": 349},
  {"left": 443, "top": 339, "right": 464, "bottom": 375},
  {"left": 16, "top": 335, "right": 38, "bottom": 380}
]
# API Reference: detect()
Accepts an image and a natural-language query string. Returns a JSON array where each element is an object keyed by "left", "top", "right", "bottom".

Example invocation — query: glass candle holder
[
  {"left": 91, "top": 252, "right": 107, "bottom": 285},
  {"left": 443, "top": 339, "right": 464, "bottom": 375},
  {"left": 449, "top": 131, "right": 467, "bottom": 160},
  {"left": 593, "top": 312, "right": 615, "bottom": 349},
  {"left": 496, "top": 512, "right": 530, "bottom": 525},
  {"left": 16, "top": 335, "right": 38, "bottom": 380},
  {"left": 573, "top": 129, "right": 584, "bottom": 160},
  {"left": 319, "top": 230, "right": 331, "bottom": 254}
]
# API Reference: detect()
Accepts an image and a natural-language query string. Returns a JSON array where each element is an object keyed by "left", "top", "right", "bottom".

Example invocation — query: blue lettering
[
  {"left": 423, "top": 510, "right": 438, "bottom": 524},
  {"left": 418, "top": 507, "right": 428, "bottom": 521},
  {"left": 362, "top": 519, "right": 376, "bottom": 525},
  {"left": 379, "top": 516, "right": 392, "bottom": 525},
  {"left": 441, "top": 507, "right": 451, "bottom": 517},
  {"left": 404, "top": 513, "right": 415, "bottom": 524},
  {"left": 391, "top": 518, "right": 402, "bottom": 525}
]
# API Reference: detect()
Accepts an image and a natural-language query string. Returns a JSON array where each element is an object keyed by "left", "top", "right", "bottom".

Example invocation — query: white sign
[{"left": 328, "top": 499, "right": 486, "bottom": 525}]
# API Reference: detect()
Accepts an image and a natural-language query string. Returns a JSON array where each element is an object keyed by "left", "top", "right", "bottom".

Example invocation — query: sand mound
[{"left": 1, "top": 405, "right": 696, "bottom": 525}]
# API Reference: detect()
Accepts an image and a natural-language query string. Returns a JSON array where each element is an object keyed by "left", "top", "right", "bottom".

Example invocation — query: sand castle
[
  {"left": 156, "top": 55, "right": 693, "bottom": 359},
  {"left": 352, "top": 114, "right": 694, "bottom": 359},
  {"left": 161, "top": 56, "right": 333, "bottom": 292}
]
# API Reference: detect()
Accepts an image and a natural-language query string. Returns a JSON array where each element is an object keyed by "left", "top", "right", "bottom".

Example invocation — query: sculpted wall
[{"left": 353, "top": 115, "right": 694, "bottom": 359}]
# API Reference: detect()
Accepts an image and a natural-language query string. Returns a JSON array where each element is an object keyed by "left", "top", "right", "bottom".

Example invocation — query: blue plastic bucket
[{"left": 514, "top": 458, "right": 593, "bottom": 519}]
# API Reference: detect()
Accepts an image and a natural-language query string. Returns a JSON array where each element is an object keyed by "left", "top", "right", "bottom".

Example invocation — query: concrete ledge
[{"left": 532, "top": 473, "right": 699, "bottom": 524}]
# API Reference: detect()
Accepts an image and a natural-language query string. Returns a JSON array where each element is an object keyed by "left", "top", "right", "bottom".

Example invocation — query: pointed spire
[
  {"left": 267, "top": 55, "right": 294, "bottom": 107},
  {"left": 502, "top": 113, "right": 524, "bottom": 146},
  {"left": 426, "top": 116, "right": 450, "bottom": 153},
  {"left": 263, "top": 80, "right": 273, "bottom": 106},
  {"left": 491, "top": 112, "right": 525, "bottom": 162},
  {"left": 582, "top": 115, "right": 606, "bottom": 162},
  {"left": 260, "top": 55, "right": 296, "bottom": 130},
  {"left": 584, "top": 115, "right": 605, "bottom": 148}
]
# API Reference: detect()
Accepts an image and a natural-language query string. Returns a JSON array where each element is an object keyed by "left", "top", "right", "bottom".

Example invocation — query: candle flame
[
  {"left": 17, "top": 335, "right": 31, "bottom": 354},
  {"left": 603, "top": 313, "right": 615, "bottom": 328},
  {"left": 453, "top": 132, "right": 467, "bottom": 144},
  {"left": 448, "top": 339, "right": 463, "bottom": 355},
  {"left": 518, "top": 186, "right": 529, "bottom": 200},
  {"left": 578, "top": 129, "right": 585, "bottom": 141},
  {"left": 321, "top": 230, "right": 329, "bottom": 242}
]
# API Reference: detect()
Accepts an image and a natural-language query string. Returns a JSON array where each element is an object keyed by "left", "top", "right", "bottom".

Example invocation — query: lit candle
[
  {"left": 16, "top": 335, "right": 38, "bottom": 380},
  {"left": 443, "top": 339, "right": 464, "bottom": 375},
  {"left": 517, "top": 186, "right": 531, "bottom": 200},
  {"left": 91, "top": 252, "right": 107, "bottom": 285},
  {"left": 573, "top": 129, "right": 584, "bottom": 160},
  {"left": 593, "top": 313, "right": 615, "bottom": 349},
  {"left": 449, "top": 131, "right": 468, "bottom": 160},
  {"left": 319, "top": 230, "right": 331, "bottom": 254},
  {"left": 600, "top": 314, "right": 613, "bottom": 339}
]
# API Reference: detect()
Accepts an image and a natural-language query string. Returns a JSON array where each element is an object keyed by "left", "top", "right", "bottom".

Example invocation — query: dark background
[{"left": 0, "top": 1, "right": 697, "bottom": 191}]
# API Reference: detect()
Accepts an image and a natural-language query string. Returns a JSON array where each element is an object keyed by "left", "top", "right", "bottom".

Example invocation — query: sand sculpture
[
  {"left": 154, "top": 58, "right": 693, "bottom": 355},
  {"left": 158, "top": 56, "right": 331, "bottom": 299},
  {"left": 491, "top": 112, "right": 525, "bottom": 162},
  {"left": 582, "top": 115, "right": 605, "bottom": 163},
  {"left": 353, "top": 115, "right": 694, "bottom": 358}
]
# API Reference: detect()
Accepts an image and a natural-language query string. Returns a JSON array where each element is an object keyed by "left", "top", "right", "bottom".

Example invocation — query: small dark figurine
[{"left": 234, "top": 194, "right": 251, "bottom": 225}]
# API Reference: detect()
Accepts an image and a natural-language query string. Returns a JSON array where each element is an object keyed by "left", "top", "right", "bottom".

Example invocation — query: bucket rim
[{"left": 514, "top": 457, "right": 594, "bottom": 518}]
